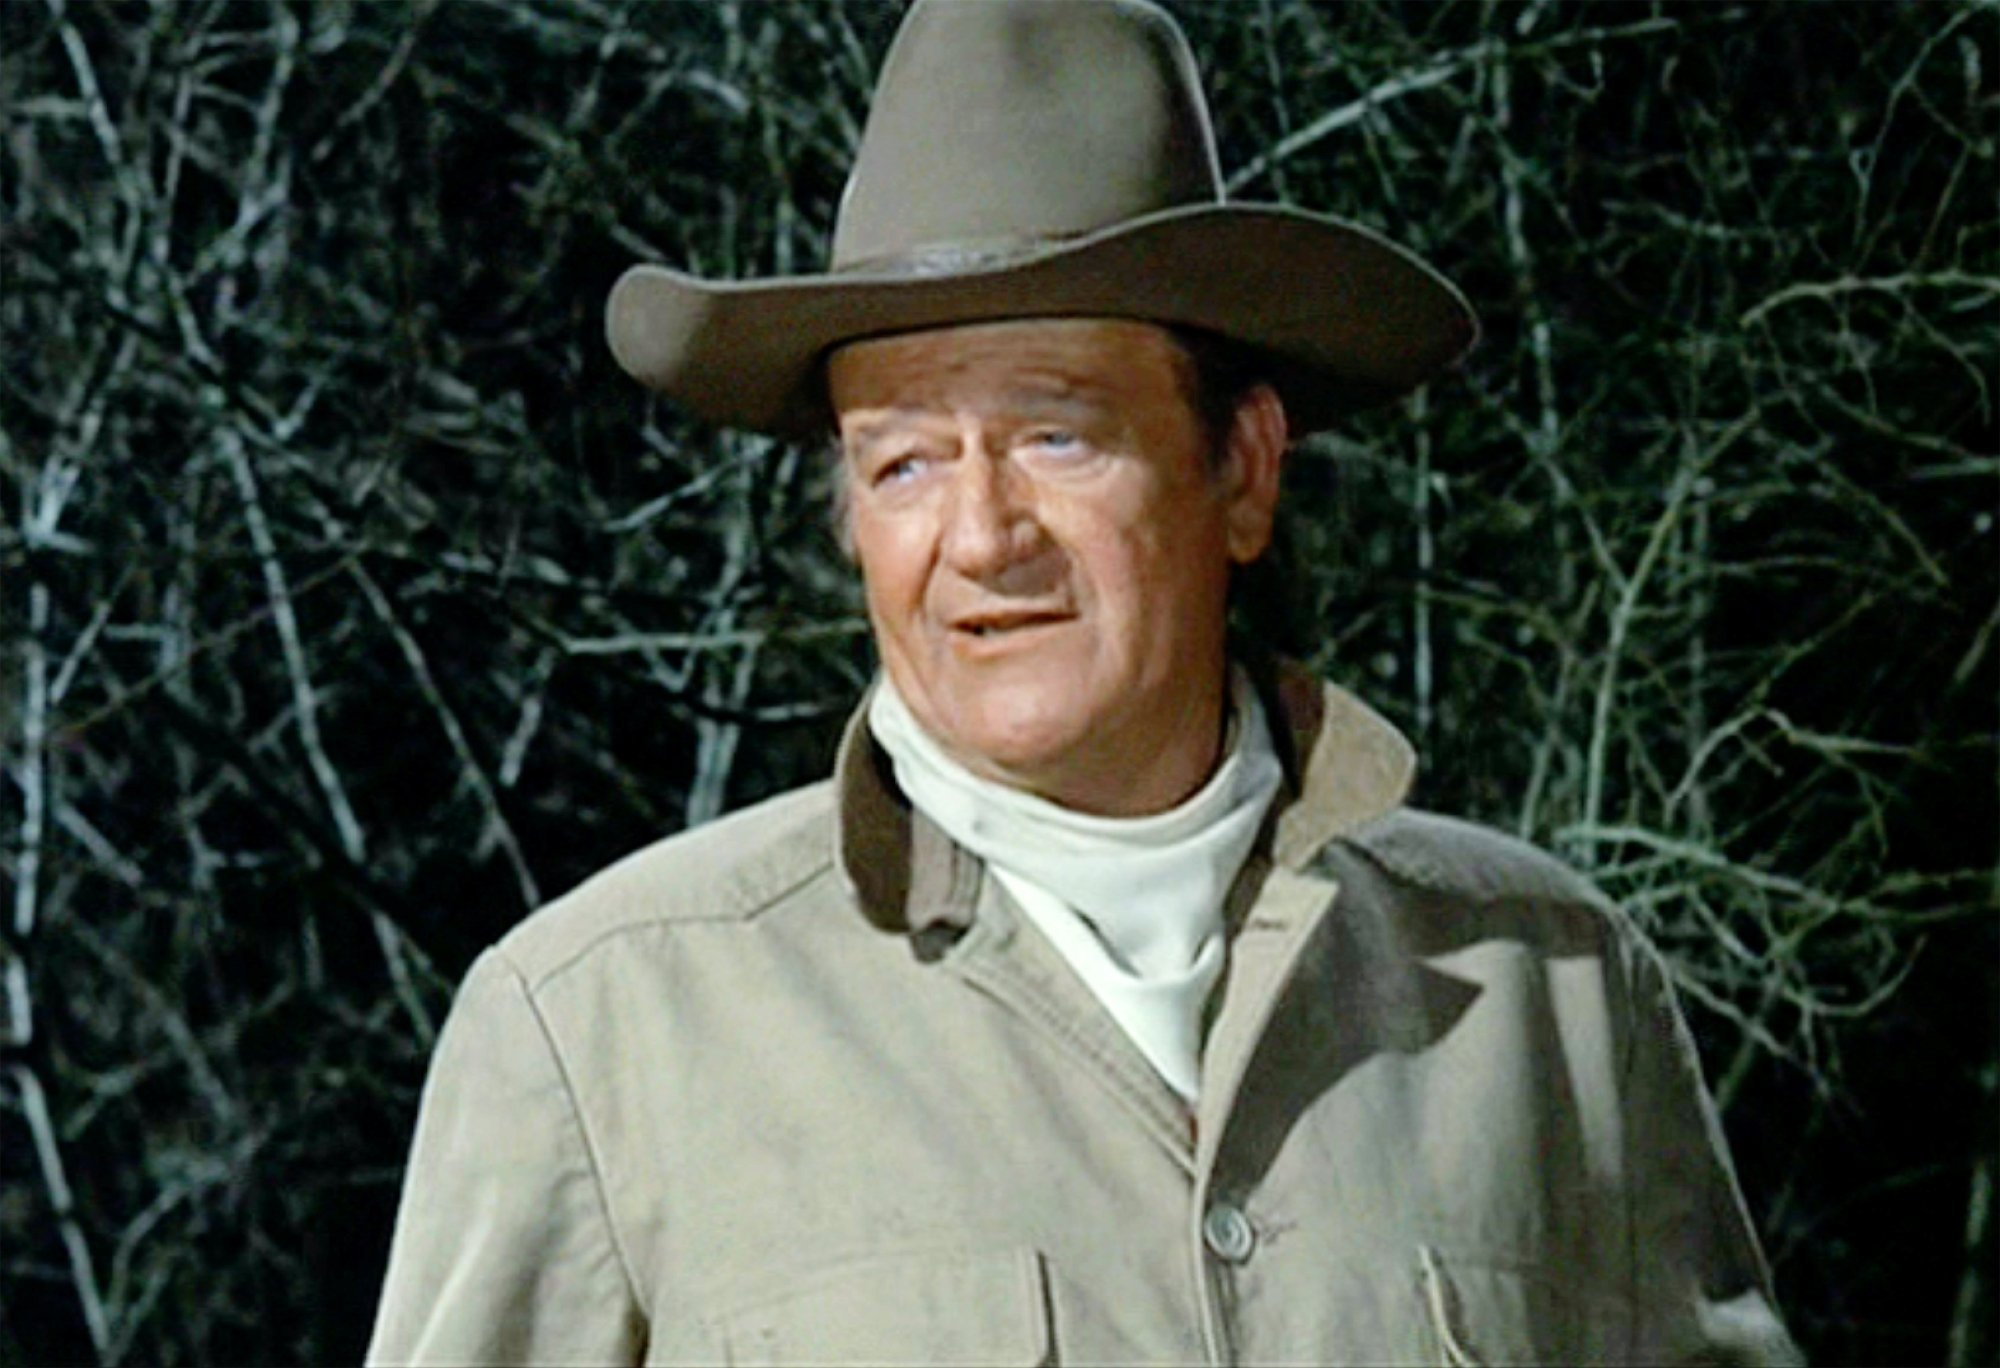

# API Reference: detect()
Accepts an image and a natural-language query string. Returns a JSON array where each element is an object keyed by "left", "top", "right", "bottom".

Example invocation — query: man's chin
[{"left": 934, "top": 711, "right": 1101, "bottom": 795}]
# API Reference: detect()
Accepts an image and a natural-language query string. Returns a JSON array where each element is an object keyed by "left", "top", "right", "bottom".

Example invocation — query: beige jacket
[{"left": 369, "top": 669, "right": 1800, "bottom": 1365}]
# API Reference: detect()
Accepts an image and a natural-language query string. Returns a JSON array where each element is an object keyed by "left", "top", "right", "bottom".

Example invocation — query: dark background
[{"left": 2, "top": 1, "right": 1994, "bottom": 1363}]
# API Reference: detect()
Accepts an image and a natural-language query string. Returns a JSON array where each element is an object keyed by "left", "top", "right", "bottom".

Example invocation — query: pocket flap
[
  {"left": 722, "top": 1246, "right": 1050, "bottom": 1367},
  {"left": 1418, "top": 1245, "right": 1639, "bottom": 1366}
]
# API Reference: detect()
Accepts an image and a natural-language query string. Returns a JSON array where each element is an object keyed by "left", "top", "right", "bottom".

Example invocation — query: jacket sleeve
[
  {"left": 368, "top": 948, "right": 647, "bottom": 1366},
  {"left": 1618, "top": 925, "right": 1804, "bottom": 1366}
]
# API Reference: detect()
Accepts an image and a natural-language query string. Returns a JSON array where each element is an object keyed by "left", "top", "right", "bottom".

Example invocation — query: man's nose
[{"left": 939, "top": 446, "right": 1049, "bottom": 585}]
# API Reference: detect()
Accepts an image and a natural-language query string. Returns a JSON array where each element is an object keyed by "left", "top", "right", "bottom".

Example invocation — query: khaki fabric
[{"left": 368, "top": 667, "right": 1801, "bottom": 1366}]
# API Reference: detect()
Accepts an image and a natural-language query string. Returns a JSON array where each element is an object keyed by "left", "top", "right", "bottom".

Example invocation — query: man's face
[{"left": 829, "top": 318, "right": 1281, "bottom": 815}]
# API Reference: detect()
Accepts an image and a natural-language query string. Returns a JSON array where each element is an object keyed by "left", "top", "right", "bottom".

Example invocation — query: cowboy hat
[{"left": 606, "top": 0, "right": 1477, "bottom": 437}]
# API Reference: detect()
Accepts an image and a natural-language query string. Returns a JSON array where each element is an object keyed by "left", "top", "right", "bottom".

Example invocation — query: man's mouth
[{"left": 950, "top": 611, "right": 1072, "bottom": 639}]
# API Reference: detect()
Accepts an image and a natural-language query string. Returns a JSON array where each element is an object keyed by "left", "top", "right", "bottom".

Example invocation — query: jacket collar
[{"left": 833, "top": 660, "right": 1416, "bottom": 938}]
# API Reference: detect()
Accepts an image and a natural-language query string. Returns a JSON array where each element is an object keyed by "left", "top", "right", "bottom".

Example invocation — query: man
[{"left": 370, "top": 2, "right": 1800, "bottom": 1362}]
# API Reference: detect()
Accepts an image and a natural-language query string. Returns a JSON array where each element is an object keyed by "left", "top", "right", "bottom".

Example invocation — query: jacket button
[{"left": 1203, "top": 1201, "right": 1256, "bottom": 1263}]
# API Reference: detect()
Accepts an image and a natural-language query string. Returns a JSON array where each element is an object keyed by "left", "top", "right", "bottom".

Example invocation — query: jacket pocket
[
  {"left": 719, "top": 1245, "right": 1051, "bottom": 1367},
  {"left": 1416, "top": 1244, "right": 1641, "bottom": 1367}
]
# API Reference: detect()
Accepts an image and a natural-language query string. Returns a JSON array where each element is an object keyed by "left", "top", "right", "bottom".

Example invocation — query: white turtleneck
[{"left": 867, "top": 670, "right": 1284, "bottom": 1101}]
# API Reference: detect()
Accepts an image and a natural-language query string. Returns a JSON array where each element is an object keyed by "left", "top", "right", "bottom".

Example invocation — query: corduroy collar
[{"left": 832, "top": 659, "right": 1417, "bottom": 939}]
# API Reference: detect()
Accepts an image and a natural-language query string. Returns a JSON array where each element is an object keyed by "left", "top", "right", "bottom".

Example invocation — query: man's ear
[{"left": 1220, "top": 384, "right": 1287, "bottom": 564}]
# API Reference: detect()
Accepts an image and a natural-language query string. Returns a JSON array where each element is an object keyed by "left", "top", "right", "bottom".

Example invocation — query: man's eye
[
  {"left": 873, "top": 454, "right": 927, "bottom": 486},
  {"left": 1022, "top": 429, "right": 1084, "bottom": 456}
]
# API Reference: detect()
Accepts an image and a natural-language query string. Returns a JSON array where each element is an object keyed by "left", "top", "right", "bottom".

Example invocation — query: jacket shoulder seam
[
  {"left": 1333, "top": 807, "right": 1621, "bottom": 919},
  {"left": 523, "top": 859, "right": 836, "bottom": 993},
  {"left": 497, "top": 782, "right": 836, "bottom": 988}
]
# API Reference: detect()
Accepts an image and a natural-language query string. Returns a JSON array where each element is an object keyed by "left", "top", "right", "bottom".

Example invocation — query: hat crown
[{"left": 833, "top": 0, "right": 1224, "bottom": 272}]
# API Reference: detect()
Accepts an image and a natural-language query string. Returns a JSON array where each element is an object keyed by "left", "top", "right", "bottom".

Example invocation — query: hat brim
[{"left": 606, "top": 203, "right": 1477, "bottom": 437}]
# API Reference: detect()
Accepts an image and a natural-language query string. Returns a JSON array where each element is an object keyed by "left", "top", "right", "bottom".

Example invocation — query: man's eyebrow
[
  {"left": 969, "top": 377, "right": 1126, "bottom": 426},
  {"left": 839, "top": 415, "right": 930, "bottom": 453},
  {"left": 839, "top": 385, "right": 1113, "bottom": 448},
  {"left": 842, "top": 418, "right": 898, "bottom": 445}
]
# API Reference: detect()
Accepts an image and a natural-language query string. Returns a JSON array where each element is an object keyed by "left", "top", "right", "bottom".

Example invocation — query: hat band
[{"left": 831, "top": 230, "right": 1090, "bottom": 279}]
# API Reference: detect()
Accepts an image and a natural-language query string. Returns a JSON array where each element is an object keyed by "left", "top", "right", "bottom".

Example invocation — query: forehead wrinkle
[
  {"left": 830, "top": 319, "right": 1181, "bottom": 427},
  {"left": 843, "top": 386, "right": 1109, "bottom": 431},
  {"left": 993, "top": 384, "right": 1109, "bottom": 420}
]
